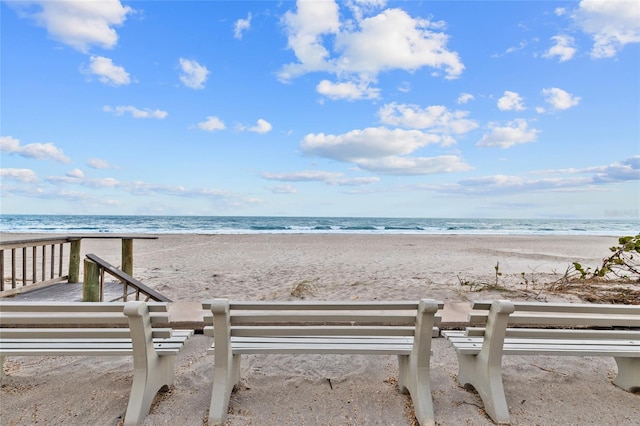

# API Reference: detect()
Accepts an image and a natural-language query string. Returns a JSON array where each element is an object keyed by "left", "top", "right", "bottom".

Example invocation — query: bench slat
[
  {"left": 230, "top": 312, "right": 418, "bottom": 324},
  {"left": 509, "top": 313, "right": 640, "bottom": 326},
  {"left": 0, "top": 315, "right": 170, "bottom": 325},
  {"left": 468, "top": 313, "right": 640, "bottom": 328},
  {"left": 230, "top": 325, "right": 417, "bottom": 336},
  {"left": 454, "top": 345, "right": 640, "bottom": 357},
  {"left": 461, "top": 327, "right": 640, "bottom": 339},
  {"left": 0, "top": 328, "right": 173, "bottom": 339},
  {"left": 470, "top": 301, "right": 640, "bottom": 314},
  {"left": 0, "top": 328, "right": 133, "bottom": 338},
  {"left": 0, "top": 313, "right": 129, "bottom": 325},
  {"left": 230, "top": 344, "right": 413, "bottom": 355},
  {"left": 0, "top": 302, "right": 168, "bottom": 312},
  {"left": 228, "top": 301, "right": 424, "bottom": 310},
  {"left": 230, "top": 336, "right": 414, "bottom": 344},
  {"left": 447, "top": 337, "right": 640, "bottom": 346},
  {"left": 2, "top": 347, "right": 186, "bottom": 356}
]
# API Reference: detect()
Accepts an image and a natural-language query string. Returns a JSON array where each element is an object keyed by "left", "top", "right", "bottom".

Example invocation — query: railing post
[
  {"left": 122, "top": 238, "right": 133, "bottom": 276},
  {"left": 83, "top": 258, "right": 100, "bottom": 302},
  {"left": 69, "top": 239, "right": 81, "bottom": 283}
]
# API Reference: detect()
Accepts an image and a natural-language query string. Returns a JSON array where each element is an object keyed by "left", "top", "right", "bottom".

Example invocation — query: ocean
[{"left": 0, "top": 215, "right": 638, "bottom": 236}]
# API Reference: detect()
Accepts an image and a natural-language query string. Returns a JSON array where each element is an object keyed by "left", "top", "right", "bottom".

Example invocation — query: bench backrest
[
  {"left": 203, "top": 300, "right": 443, "bottom": 339},
  {"left": 0, "top": 302, "right": 172, "bottom": 339},
  {"left": 467, "top": 300, "right": 640, "bottom": 337}
]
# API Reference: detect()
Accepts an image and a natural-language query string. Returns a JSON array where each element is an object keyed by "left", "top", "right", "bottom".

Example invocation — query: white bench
[
  {"left": 0, "top": 301, "right": 193, "bottom": 426},
  {"left": 443, "top": 300, "right": 640, "bottom": 424},
  {"left": 203, "top": 299, "right": 443, "bottom": 425}
]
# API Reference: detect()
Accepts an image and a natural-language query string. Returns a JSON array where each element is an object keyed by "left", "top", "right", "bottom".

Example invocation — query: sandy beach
[{"left": 1, "top": 233, "right": 639, "bottom": 425}]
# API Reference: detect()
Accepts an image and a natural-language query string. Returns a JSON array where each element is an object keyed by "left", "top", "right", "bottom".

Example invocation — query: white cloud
[
  {"left": 551, "top": 155, "right": 640, "bottom": 182},
  {"left": 378, "top": 103, "right": 478, "bottom": 137},
  {"left": 397, "top": 82, "right": 411, "bottom": 93},
  {"left": 335, "top": 8, "right": 464, "bottom": 78},
  {"left": 435, "top": 156, "right": 640, "bottom": 196},
  {"left": 457, "top": 93, "right": 475, "bottom": 104},
  {"left": 198, "top": 116, "right": 226, "bottom": 131},
  {"left": 497, "top": 91, "right": 526, "bottom": 111},
  {"left": 300, "top": 127, "right": 471, "bottom": 175},
  {"left": 477, "top": 119, "right": 540, "bottom": 149},
  {"left": 262, "top": 170, "right": 345, "bottom": 182},
  {"left": 334, "top": 176, "right": 381, "bottom": 186},
  {"left": 266, "top": 185, "right": 297, "bottom": 194},
  {"left": 179, "top": 58, "right": 210, "bottom": 89},
  {"left": 247, "top": 119, "right": 273, "bottom": 134},
  {"left": 555, "top": 7, "right": 567, "bottom": 16},
  {"left": 261, "top": 170, "right": 380, "bottom": 186},
  {"left": 541, "top": 88, "right": 581, "bottom": 110},
  {"left": 66, "top": 168, "right": 84, "bottom": 179},
  {"left": 505, "top": 40, "right": 528, "bottom": 55},
  {"left": 0, "top": 136, "right": 71, "bottom": 163},
  {"left": 0, "top": 168, "right": 38, "bottom": 183},
  {"left": 316, "top": 80, "right": 380, "bottom": 100},
  {"left": 345, "top": 0, "right": 388, "bottom": 21},
  {"left": 282, "top": 0, "right": 340, "bottom": 70},
  {"left": 42, "top": 172, "right": 262, "bottom": 208},
  {"left": 449, "top": 174, "right": 592, "bottom": 195},
  {"left": 543, "top": 35, "right": 577, "bottom": 62},
  {"left": 8, "top": 0, "right": 133, "bottom": 52},
  {"left": 301, "top": 127, "right": 441, "bottom": 161},
  {"left": 591, "top": 156, "right": 640, "bottom": 182},
  {"left": 85, "top": 56, "right": 130, "bottom": 86},
  {"left": 103, "top": 105, "right": 168, "bottom": 119},
  {"left": 355, "top": 155, "right": 473, "bottom": 175},
  {"left": 87, "top": 158, "right": 115, "bottom": 169},
  {"left": 279, "top": 1, "right": 464, "bottom": 99},
  {"left": 47, "top": 174, "right": 121, "bottom": 188},
  {"left": 573, "top": 0, "right": 640, "bottom": 58},
  {"left": 234, "top": 13, "right": 252, "bottom": 39}
]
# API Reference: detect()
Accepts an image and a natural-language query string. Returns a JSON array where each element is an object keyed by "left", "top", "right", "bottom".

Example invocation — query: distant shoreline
[{"left": 1, "top": 214, "right": 637, "bottom": 236}]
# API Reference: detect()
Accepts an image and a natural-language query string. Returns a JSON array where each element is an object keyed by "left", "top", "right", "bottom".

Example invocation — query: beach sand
[{"left": 1, "top": 233, "right": 638, "bottom": 425}]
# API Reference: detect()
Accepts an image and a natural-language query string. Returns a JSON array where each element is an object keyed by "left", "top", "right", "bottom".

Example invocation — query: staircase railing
[{"left": 84, "top": 254, "right": 171, "bottom": 302}]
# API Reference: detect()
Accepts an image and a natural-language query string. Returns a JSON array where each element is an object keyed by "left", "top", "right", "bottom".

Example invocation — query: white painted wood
[
  {"left": 0, "top": 301, "right": 193, "bottom": 426},
  {"left": 203, "top": 298, "right": 442, "bottom": 426},
  {"left": 445, "top": 300, "right": 640, "bottom": 424}
]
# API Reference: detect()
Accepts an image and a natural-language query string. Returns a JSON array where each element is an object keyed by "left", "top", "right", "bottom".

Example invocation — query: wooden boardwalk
[{"left": 1, "top": 281, "right": 136, "bottom": 302}]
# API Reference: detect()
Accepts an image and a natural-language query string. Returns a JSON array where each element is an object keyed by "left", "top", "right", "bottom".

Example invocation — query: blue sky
[{"left": 1, "top": 0, "right": 639, "bottom": 219}]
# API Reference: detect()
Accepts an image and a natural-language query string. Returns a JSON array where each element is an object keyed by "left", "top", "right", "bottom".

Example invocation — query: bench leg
[
  {"left": 209, "top": 354, "right": 241, "bottom": 425},
  {"left": 457, "top": 353, "right": 510, "bottom": 424},
  {"left": 123, "top": 354, "right": 176, "bottom": 426},
  {"left": 404, "top": 364, "right": 435, "bottom": 426},
  {"left": 0, "top": 356, "right": 5, "bottom": 379},
  {"left": 231, "top": 353, "right": 241, "bottom": 387},
  {"left": 399, "top": 353, "right": 435, "bottom": 425},
  {"left": 613, "top": 357, "right": 640, "bottom": 392},
  {"left": 397, "top": 354, "right": 410, "bottom": 394}
]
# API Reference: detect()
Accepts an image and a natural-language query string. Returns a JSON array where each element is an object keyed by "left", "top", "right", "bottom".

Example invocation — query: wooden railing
[
  {"left": 84, "top": 254, "right": 171, "bottom": 302},
  {"left": 0, "top": 236, "right": 157, "bottom": 297},
  {"left": 0, "top": 237, "right": 78, "bottom": 296}
]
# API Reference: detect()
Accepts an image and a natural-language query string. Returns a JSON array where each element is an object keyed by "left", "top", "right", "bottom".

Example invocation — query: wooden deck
[{"left": 1, "top": 281, "right": 136, "bottom": 302}]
